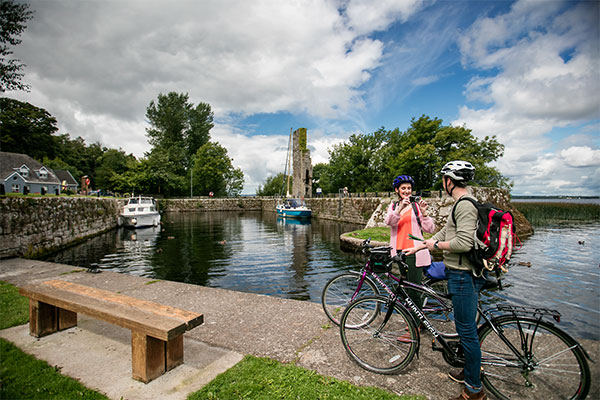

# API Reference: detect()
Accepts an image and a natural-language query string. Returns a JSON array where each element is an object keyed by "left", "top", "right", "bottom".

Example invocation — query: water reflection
[{"left": 42, "top": 213, "right": 599, "bottom": 339}]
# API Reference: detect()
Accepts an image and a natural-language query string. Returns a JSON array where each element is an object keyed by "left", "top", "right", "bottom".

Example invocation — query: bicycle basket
[{"left": 369, "top": 247, "right": 392, "bottom": 273}]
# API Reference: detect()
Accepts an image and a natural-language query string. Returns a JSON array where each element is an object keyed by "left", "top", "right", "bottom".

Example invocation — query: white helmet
[{"left": 440, "top": 160, "right": 475, "bottom": 182}]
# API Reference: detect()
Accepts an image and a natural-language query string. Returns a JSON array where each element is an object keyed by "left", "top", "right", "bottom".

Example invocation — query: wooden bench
[{"left": 18, "top": 280, "right": 204, "bottom": 383}]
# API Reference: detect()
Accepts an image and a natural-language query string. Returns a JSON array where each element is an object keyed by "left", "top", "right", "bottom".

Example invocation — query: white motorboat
[{"left": 118, "top": 196, "right": 161, "bottom": 228}]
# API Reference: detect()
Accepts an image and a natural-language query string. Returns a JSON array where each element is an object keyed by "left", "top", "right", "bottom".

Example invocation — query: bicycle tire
[
  {"left": 340, "top": 295, "right": 418, "bottom": 374},
  {"left": 321, "top": 271, "right": 379, "bottom": 327},
  {"left": 479, "top": 315, "right": 591, "bottom": 400}
]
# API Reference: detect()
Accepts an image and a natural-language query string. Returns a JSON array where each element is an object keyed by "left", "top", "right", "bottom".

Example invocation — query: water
[{"left": 44, "top": 211, "right": 600, "bottom": 340}]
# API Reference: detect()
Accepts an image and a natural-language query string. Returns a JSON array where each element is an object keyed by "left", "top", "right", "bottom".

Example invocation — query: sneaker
[
  {"left": 448, "top": 369, "right": 465, "bottom": 384},
  {"left": 447, "top": 387, "right": 487, "bottom": 400}
]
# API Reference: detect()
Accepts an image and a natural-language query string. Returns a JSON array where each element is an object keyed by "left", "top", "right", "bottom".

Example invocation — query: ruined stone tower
[{"left": 292, "top": 128, "right": 312, "bottom": 198}]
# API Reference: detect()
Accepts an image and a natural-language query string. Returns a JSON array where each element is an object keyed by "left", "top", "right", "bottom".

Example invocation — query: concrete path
[{"left": 1, "top": 258, "right": 597, "bottom": 400}]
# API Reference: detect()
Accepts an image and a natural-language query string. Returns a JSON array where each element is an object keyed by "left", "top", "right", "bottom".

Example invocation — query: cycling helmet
[
  {"left": 440, "top": 161, "right": 475, "bottom": 182},
  {"left": 392, "top": 175, "right": 415, "bottom": 189}
]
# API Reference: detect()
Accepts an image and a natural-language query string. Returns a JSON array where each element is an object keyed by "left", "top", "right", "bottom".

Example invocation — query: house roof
[
  {"left": 54, "top": 169, "right": 79, "bottom": 186},
  {"left": 0, "top": 151, "right": 61, "bottom": 185}
]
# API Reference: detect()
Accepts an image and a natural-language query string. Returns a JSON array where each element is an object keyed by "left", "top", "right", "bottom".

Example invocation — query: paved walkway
[{"left": 1, "top": 258, "right": 597, "bottom": 399}]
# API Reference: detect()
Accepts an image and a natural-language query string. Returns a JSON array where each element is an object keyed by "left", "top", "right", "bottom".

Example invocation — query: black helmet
[{"left": 440, "top": 161, "right": 475, "bottom": 182}]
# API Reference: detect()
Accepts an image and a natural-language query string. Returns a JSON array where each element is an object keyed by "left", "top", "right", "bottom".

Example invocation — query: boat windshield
[{"left": 286, "top": 199, "right": 305, "bottom": 207}]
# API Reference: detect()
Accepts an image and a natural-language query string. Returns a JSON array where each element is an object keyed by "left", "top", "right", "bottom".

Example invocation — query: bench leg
[
  {"left": 131, "top": 332, "right": 185, "bottom": 382},
  {"left": 28, "top": 300, "right": 78, "bottom": 338},
  {"left": 166, "top": 335, "right": 184, "bottom": 371},
  {"left": 131, "top": 332, "right": 166, "bottom": 383},
  {"left": 29, "top": 300, "right": 57, "bottom": 337}
]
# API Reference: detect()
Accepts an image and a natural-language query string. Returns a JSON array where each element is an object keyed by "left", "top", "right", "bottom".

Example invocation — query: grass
[
  {"left": 189, "top": 354, "right": 421, "bottom": 400},
  {"left": 0, "top": 281, "right": 415, "bottom": 399},
  {"left": 513, "top": 202, "right": 600, "bottom": 226},
  {"left": 343, "top": 226, "right": 433, "bottom": 243}
]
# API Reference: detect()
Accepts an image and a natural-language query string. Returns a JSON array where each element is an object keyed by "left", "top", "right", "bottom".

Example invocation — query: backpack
[{"left": 451, "top": 197, "right": 515, "bottom": 277}]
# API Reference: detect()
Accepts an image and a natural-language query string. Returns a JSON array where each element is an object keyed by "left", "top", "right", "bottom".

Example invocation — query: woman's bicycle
[
  {"left": 321, "top": 239, "right": 471, "bottom": 337},
  {"left": 338, "top": 254, "right": 592, "bottom": 399}
]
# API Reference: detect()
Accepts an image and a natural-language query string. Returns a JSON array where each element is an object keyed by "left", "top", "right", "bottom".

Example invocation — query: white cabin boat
[{"left": 118, "top": 196, "right": 161, "bottom": 228}]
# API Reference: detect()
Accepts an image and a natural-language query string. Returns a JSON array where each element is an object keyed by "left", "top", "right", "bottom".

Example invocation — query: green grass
[
  {"left": 189, "top": 355, "right": 420, "bottom": 400},
  {"left": 343, "top": 226, "right": 433, "bottom": 242},
  {"left": 1, "top": 281, "right": 417, "bottom": 400},
  {"left": 0, "top": 281, "right": 29, "bottom": 330},
  {"left": 513, "top": 202, "right": 600, "bottom": 226}
]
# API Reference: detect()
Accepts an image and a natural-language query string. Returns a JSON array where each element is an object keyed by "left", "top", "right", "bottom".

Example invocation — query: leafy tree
[
  {"left": 383, "top": 115, "right": 509, "bottom": 191},
  {"left": 256, "top": 172, "right": 290, "bottom": 196},
  {"left": 311, "top": 163, "right": 332, "bottom": 194},
  {"left": 325, "top": 128, "right": 389, "bottom": 193},
  {"left": 95, "top": 148, "right": 135, "bottom": 191},
  {"left": 192, "top": 141, "right": 244, "bottom": 197},
  {"left": 0, "top": 0, "right": 33, "bottom": 92},
  {"left": 145, "top": 92, "right": 213, "bottom": 173},
  {"left": 0, "top": 97, "right": 58, "bottom": 159}
]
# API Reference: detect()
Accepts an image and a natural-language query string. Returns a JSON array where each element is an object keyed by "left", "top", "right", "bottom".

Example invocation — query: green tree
[
  {"left": 383, "top": 115, "right": 509, "bottom": 191},
  {"left": 256, "top": 172, "right": 289, "bottom": 196},
  {"left": 145, "top": 92, "right": 213, "bottom": 173},
  {"left": 325, "top": 128, "right": 389, "bottom": 193},
  {"left": 311, "top": 163, "right": 332, "bottom": 195},
  {"left": 0, "top": 98, "right": 58, "bottom": 159},
  {"left": 94, "top": 148, "right": 135, "bottom": 191},
  {"left": 0, "top": 0, "right": 33, "bottom": 92},
  {"left": 192, "top": 141, "right": 244, "bottom": 197}
]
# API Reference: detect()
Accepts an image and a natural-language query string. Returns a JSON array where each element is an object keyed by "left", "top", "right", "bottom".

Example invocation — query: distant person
[
  {"left": 406, "top": 161, "right": 487, "bottom": 400},
  {"left": 384, "top": 175, "right": 435, "bottom": 306}
]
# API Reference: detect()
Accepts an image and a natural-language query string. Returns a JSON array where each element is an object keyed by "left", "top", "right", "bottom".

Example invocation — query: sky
[{"left": 5, "top": 0, "right": 600, "bottom": 196}]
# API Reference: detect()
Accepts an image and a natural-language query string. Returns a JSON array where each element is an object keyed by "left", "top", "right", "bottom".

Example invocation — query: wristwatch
[{"left": 433, "top": 241, "right": 440, "bottom": 250}]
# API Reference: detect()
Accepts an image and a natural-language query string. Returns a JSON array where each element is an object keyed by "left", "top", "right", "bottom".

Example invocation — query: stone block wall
[{"left": 0, "top": 197, "right": 120, "bottom": 258}]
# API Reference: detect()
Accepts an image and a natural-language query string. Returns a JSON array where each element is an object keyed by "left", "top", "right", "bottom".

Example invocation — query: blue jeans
[{"left": 447, "top": 269, "right": 487, "bottom": 392}]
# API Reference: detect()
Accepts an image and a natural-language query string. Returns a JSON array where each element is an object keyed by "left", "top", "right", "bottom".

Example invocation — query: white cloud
[
  {"left": 344, "top": 0, "right": 425, "bottom": 35},
  {"left": 560, "top": 146, "right": 600, "bottom": 168},
  {"left": 455, "top": 0, "right": 600, "bottom": 195}
]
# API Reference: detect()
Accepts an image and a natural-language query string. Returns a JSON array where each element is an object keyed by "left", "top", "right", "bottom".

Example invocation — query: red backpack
[{"left": 452, "top": 197, "right": 516, "bottom": 277}]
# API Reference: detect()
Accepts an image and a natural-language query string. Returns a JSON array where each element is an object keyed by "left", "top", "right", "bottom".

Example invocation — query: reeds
[{"left": 513, "top": 202, "right": 600, "bottom": 225}]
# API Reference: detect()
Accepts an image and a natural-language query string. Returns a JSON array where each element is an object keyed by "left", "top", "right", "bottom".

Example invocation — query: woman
[{"left": 384, "top": 175, "right": 435, "bottom": 305}]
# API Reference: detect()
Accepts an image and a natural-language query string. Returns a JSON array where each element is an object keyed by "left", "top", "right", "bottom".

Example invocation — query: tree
[
  {"left": 0, "top": 0, "right": 33, "bottom": 92},
  {"left": 256, "top": 172, "right": 289, "bottom": 196},
  {"left": 145, "top": 92, "right": 213, "bottom": 173},
  {"left": 95, "top": 148, "right": 135, "bottom": 191},
  {"left": 383, "top": 115, "right": 510, "bottom": 191},
  {"left": 0, "top": 97, "right": 58, "bottom": 159},
  {"left": 325, "top": 128, "right": 389, "bottom": 193},
  {"left": 191, "top": 141, "right": 244, "bottom": 197}
]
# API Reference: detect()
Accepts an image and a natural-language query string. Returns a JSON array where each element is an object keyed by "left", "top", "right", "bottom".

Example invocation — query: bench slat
[
  {"left": 19, "top": 283, "right": 203, "bottom": 341},
  {"left": 43, "top": 280, "right": 203, "bottom": 330}
]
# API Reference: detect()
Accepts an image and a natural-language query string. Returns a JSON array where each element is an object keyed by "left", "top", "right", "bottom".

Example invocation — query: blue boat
[{"left": 276, "top": 198, "right": 311, "bottom": 219}]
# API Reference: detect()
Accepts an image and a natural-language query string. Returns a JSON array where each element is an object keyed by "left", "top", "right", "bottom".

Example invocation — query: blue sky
[{"left": 6, "top": 0, "right": 599, "bottom": 195}]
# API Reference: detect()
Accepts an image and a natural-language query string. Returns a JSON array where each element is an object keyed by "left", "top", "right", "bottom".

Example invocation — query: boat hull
[
  {"left": 276, "top": 207, "right": 311, "bottom": 219},
  {"left": 119, "top": 213, "right": 161, "bottom": 228}
]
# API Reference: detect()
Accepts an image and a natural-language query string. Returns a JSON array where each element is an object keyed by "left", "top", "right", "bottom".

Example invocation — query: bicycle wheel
[
  {"left": 321, "top": 271, "right": 379, "bottom": 326},
  {"left": 340, "top": 295, "right": 418, "bottom": 374},
  {"left": 479, "top": 315, "right": 590, "bottom": 400}
]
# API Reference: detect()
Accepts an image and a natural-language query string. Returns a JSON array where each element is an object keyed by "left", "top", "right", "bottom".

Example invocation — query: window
[
  {"left": 19, "top": 165, "right": 29, "bottom": 178},
  {"left": 11, "top": 184, "right": 20, "bottom": 193},
  {"left": 39, "top": 168, "right": 48, "bottom": 178}
]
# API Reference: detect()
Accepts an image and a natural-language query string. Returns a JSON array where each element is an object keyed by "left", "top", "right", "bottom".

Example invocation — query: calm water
[{"left": 44, "top": 211, "right": 600, "bottom": 340}]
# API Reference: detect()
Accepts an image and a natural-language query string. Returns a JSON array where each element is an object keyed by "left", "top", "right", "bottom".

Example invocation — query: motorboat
[
  {"left": 118, "top": 196, "right": 161, "bottom": 228},
  {"left": 276, "top": 198, "right": 311, "bottom": 219}
]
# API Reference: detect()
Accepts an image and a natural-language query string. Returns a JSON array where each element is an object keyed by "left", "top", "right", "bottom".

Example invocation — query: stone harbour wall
[{"left": 0, "top": 197, "right": 121, "bottom": 259}]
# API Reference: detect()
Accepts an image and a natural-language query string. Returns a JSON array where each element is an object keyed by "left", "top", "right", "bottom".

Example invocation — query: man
[{"left": 406, "top": 160, "right": 487, "bottom": 400}]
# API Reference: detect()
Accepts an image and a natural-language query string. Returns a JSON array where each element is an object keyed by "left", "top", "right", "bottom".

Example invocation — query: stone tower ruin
[{"left": 292, "top": 128, "right": 312, "bottom": 198}]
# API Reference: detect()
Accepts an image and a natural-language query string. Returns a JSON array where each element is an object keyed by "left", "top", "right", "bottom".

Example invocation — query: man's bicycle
[
  {"left": 321, "top": 239, "right": 475, "bottom": 337},
  {"left": 338, "top": 254, "right": 592, "bottom": 399}
]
